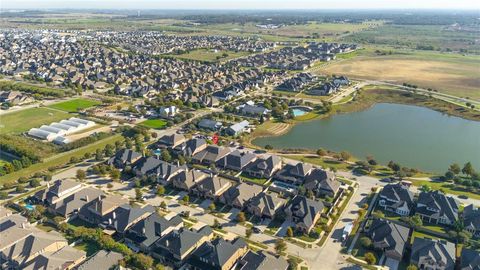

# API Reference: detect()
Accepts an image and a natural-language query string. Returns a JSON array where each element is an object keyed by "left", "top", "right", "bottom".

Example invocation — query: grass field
[
  {"left": 48, "top": 98, "right": 101, "bottom": 112},
  {"left": 0, "top": 134, "right": 123, "bottom": 184},
  {"left": 0, "top": 107, "right": 70, "bottom": 134},
  {"left": 140, "top": 119, "right": 167, "bottom": 129},
  {"left": 166, "top": 49, "right": 251, "bottom": 62},
  {"left": 321, "top": 50, "right": 480, "bottom": 99},
  {"left": 409, "top": 178, "right": 480, "bottom": 200}
]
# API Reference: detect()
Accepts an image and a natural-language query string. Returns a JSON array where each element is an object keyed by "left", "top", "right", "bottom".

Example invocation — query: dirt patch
[{"left": 322, "top": 56, "right": 480, "bottom": 100}]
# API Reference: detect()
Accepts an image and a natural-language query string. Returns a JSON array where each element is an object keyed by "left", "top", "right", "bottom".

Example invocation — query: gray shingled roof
[
  {"left": 411, "top": 238, "right": 455, "bottom": 269},
  {"left": 368, "top": 219, "right": 410, "bottom": 258}
]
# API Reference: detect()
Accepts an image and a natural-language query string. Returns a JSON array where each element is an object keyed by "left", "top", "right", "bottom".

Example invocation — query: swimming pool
[
  {"left": 25, "top": 204, "right": 35, "bottom": 211},
  {"left": 292, "top": 108, "right": 307, "bottom": 117}
]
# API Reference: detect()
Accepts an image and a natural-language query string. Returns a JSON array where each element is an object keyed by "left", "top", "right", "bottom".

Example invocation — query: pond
[{"left": 254, "top": 103, "right": 480, "bottom": 173}]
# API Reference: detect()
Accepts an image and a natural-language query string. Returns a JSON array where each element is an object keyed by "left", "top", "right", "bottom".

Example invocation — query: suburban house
[
  {"left": 303, "top": 169, "right": 341, "bottom": 198},
  {"left": 22, "top": 245, "right": 86, "bottom": 270},
  {"left": 410, "top": 238, "right": 455, "bottom": 270},
  {"left": 172, "top": 169, "right": 209, "bottom": 191},
  {"left": 273, "top": 162, "right": 313, "bottom": 186},
  {"left": 187, "top": 237, "right": 248, "bottom": 270},
  {"left": 49, "top": 187, "right": 104, "bottom": 218},
  {"left": 236, "top": 250, "right": 289, "bottom": 270},
  {"left": 238, "top": 104, "right": 270, "bottom": 117},
  {"left": 154, "top": 162, "right": 187, "bottom": 185},
  {"left": 174, "top": 138, "right": 207, "bottom": 157},
  {"left": 154, "top": 226, "right": 214, "bottom": 264},
  {"left": 33, "top": 179, "right": 83, "bottom": 205},
  {"left": 192, "top": 145, "right": 232, "bottom": 165},
  {"left": 107, "top": 149, "right": 142, "bottom": 169},
  {"left": 460, "top": 249, "right": 480, "bottom": 270},
  {"left": 221, "top": 182, "right": 264, "bottom": 209},
  {"left": 463, "top": 204, "right": 480, "bottom": 238},
  {"left": 247, "top": 192, "right": 286, "bottom": 219},
  {"left": 416, "top": 190, "right": 459, "bottom": 225},
  {"left": 217, "top": 150, "right": 257, "bottom": 171},
  {"left": 100, "top": 204, "right": 155, "bottom": 234},
  {"left": 284, "top": 195, "right": 324, "bottom": 233},
  {"left": 157, "top": 134, "right": 187, "bottom": 149},
  {"left": 132, "top": 156, "right": 164, "bottom": 176},
  {"left": 378, "top": 184, "right": 414, "bottom": 216},
  {"left": 76, "top": 250, "right": 123, "bottom": 270},
  {"left": 192, "top": 175, "right": 232, "bottom": 200},
  {"left": 367, "top": 219, "right": 410, "bottom": 261},
  {"left": 243, "top": 155, "right": 282, "bottom": 179},
  {"left": 78, "top": 194, "right": 128, "bottom": 225},
  {"left": 159, "top": 105, "right": 178, "bottom": 118},
  {"left": 225, "top": 120, "right": 250, "bottom": 136},
  {"left": 125, "top": 212, "right": 183, "bottom": 253},
  {"left": 197, "top": 119, "right": 223, "bottom": 131}
]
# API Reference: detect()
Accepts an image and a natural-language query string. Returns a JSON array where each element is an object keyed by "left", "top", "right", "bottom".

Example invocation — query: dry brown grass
[{"left": 322, "top": 55, "right": 480, "bottom": 100}]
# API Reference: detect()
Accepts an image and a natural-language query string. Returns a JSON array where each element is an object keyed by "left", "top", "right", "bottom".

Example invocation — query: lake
[{"left": 253, "top": 103, "right": 480, "bottom": 173}]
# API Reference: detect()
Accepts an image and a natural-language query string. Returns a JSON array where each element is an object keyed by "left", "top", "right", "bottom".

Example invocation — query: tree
[
  {"left": 402, "top": 214, "right": 423, "bottom": 228},
  {"left": 16, "top": 185, "right": 25, "bottom": 193},
  {"left": 265, "top": 144, "right": 273, "bottom": 150},
  {"left": 161, "top": 151, "right": 172, "bottom": 162},
  {"left": 246, "top": 227, "right": 252, "bottom": 238},
  {"left": 156, "top": 185, "right": 165, "bottom": 196},
  {"left": 160, "top": 201, "right": 167, "bottom": 209},
  {"left": 316, "top": 148, "right": 327, "bottom": 156},
  {"left": 95, "top": 149, "right": 103, "bottom": 161},
  {"left": 237, "top": 211, "right": 246, "bottom": 222},
  {"left": 463, "top": 162, "right": 475, "bottom": 177},
  {"left": 182, "top": 195, "right": 190, "bottom": 204},
  {"left": 110, "top": 168, "right": 120, "bottom": 181},
  {"left": 213, "top": 218, "right": 220, "bottom": 229},
  {"left": 444, "top": 170, "right": 454, "bottom": 181},
  {"left": 135, "top": 188, "right": 143, "bottom": 201},
  {"left": 419, "top": 185, "right": 431, "bottom": 193},
  {"left": 407, "top": 265, "right": 418, "bottom": 270},
  {"left": 449, "top": 163, "right": 461, "bottom": 175},
  {"left": 0, "top": 191, "right": 8, "bottom": 200},
  {"left": 340, "top": 151, "right": 352, "bottom": 161},
  {"left": 129, "top": 253, "right": 153, "bottom": 270},
  {"left": 208, "top": 202, "right": 216, "bottom": 212},
  {"left": 30, "top": 178, "right": 41, "bottom": 188},
  {"left": 364, "top": 252, "right": 377, "bottom": 265},
  {"left": 286, "top": 227, "right": 294, "bottom": 237},
  {"left": 359, "top": 236, "right": 372, "bottom": 248},
  {"left": 76, "top": 169, "right": 86, "bottom": 181},
  {"left": 274, "top": 239, "right": 287, "bottom": 254}
]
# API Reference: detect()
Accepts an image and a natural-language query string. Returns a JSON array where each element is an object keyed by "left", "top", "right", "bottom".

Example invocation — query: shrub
[{"left": 364, "top": 252, "right": 377, "bottom": 265}]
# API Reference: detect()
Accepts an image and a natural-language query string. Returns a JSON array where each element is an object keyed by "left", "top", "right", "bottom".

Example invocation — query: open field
[
  {"left": 165, "top": 49, "right": 251, "bottom": 62},
  {"left": 321, "top": 51, "right": 480, "bottom": 99},
  {"left": 0, "top": 107, "right": 70, "bottom": 134},
  {"left": 48, "top": 98, "right": 101, "bottom": 112},
  {"left": 0, "top": 134, "right": 123, "bottom": 184},
  {"left": 409, "top": 178, "right": 480, "bottom": 200},
  {"left": 343, "top": 24, "right": 480, "bottom": 53},
  {"left": 139, "top": 119, "right": 167, "bottom": 129}
]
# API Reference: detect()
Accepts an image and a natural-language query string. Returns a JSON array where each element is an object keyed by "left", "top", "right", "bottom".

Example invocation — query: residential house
[
  {"left": 460, "top": 249, "right": 480, "bottom": 270},
  {"left": 33, "top": 179, "right": 83, "bottom": 205},
  {"left": 78, "top": 194, "right": 128, "bottom": 225},
  {"left": 132, "top": 156, "right": 163, "bottom": 176},
  {"left": 416, "top": 190, "right": 459, "bottom": 225},
  {"left": 193, "top": 175, "right": 232, "bottom": 200},
  {"left": 378, "top": 184, "right": 414, "bottom": 216},
  {"left": 192, "top": 145, "right": 232, "bottom": 165},
  {"left": 243, "top": 155, "right": 282, "bottom": 179},
  {"left": 154, "top": 226, "right": 214, "bottom": 264},
  {"left": 463, "top": 204, "right": 480, "bottom": 238},
  {"left": 187, "top": 238, "right": 248, "bottom": 270},
  {"left": 284, "top": 195, "right": 324, "bottom": 233},
  {"left": 410, "top": 238, "right": 455, "bottom": 270},
  {"left": 221, "top": 182, "right": 264, "bottom": 209},
  {"left": 218, "top": 150, "right": 257, "bottom": 171},
  {"left": 238, "top": 104, "right": 270, "bottom": 117},
  {"left": 247, "top": 192, "right": 286, "bottom": 219},
  {"left": 159, "top": 105, "right": 178, "bottom": 118},
  {"left": 157, "top": 134, "right": 187, "bottom": 149},
  {"left": 226, "top": 120, "right": 250, "bottom": 136},
  {"left": 107, "top": 149, "right": 142, "bottom": 169},
  {"left": 49, "top": 187, "right": 104, "bottom": 218},
  {"left": 100, "top": 204, "right": 155, "bottom": 234},
  {"left": 172, "top": 169, "right": 209, "bottom": 191},
  {"left": 367, "top": 219, "right": 410, "bottom": 261},
  {"left": 273, "top": 162, "right": 313, "bottom": 186},
  {"left": 174, "top": 138, "right": 208, "bottom": 157},
  {"left": 77, "top": 250, "right": 123, "bottom": 270},
  {"left": 198, "top": 119, "right": 223, "bottom": 131},
  {"left": 22, "top": 245, "right": 86, "bottom": 270},
  {"left": 125, "top": 213, "right": 183, "bottom": 253},
  {"left": 236, "top": 250, "right": 289, "bottom": 270},
  {"left": 304, "top": 169, "right": 341, "bottom": 198}
]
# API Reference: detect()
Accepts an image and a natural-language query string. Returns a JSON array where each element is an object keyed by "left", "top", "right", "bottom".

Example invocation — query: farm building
[
  {"left": 28, "top": 128, "right": 58, "bottom": 141},
  {"left": 39, "top": 125, "right": 67, "bottom": 136},
  {"left": 27, "top": 117, "right": 95, "bottom": 143}
]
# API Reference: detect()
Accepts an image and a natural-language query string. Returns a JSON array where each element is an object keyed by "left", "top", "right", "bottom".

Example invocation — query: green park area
[
  {"left": 166, "top": 49, "right": 250, "bottom": 62},
  {"left": 140, "top": 119, "right": 167, "bottom": 129},
  {"left": 48, "top": 98, "right": 101, "bottom": 112},
  {"left": 0, "top": 107, "right": 70, "bottom": 134}
]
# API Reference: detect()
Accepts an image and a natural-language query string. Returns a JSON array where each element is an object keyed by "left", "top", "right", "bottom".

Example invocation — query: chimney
[
  {"left": 166, "top": 239, "right": 169, "bottom": 246},
  {"left": 177, "top": 160, "right": 180, "bottom": 166},
  {"left": 113, "top": 212, "right": 116, "bottom": 219},
  {"left": 109, "top": 218, "right": 112, "bottom": 225},
  {"left": 85, "top": 195, "right": 89, "bottom": 202},
  {"left": 142, "top": 227, "right": 146, "bottom": 235},
  {"left": 47, "top": 182, "right": 50, "bottom": 189},
  {"left": 21, "top": 222, "right": 26, "bottom": 229}
]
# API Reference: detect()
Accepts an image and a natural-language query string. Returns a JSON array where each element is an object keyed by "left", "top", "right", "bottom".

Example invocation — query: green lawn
[
  {"left": 240, "top": 173, "right": 268, "bottom": 185},
  {"left": 0, "top": 107, "right": 70, "bottom": 134},
  {"left": 48, "top": 98, "right": 101, "bottom": 112},
  {"left": 409, "top": 179, "right": 480, "bottom": 200},
  {"left": 140, "top": 119, "right": 167, "bottom": 129},
  {"left": 166, "top": 49, "right": 251, "bottom": 62}
]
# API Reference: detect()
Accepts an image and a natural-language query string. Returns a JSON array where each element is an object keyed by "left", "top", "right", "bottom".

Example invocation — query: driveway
[
  {"left": 225, "top": 208, "right": 241, "bottom": 221},
  {"left": 384, "top": 257, "right": 400, "bottom": 270},
  {"left": 276, "top": 220, "right": 295, "bottom": 237}
]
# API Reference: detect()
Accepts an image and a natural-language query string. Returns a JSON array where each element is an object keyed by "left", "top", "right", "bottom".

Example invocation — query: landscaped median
[{"left": 0, "top": 134, "right": 123, "bottom": 184}]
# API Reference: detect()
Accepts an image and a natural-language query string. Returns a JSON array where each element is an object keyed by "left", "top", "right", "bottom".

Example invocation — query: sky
[{"left": 4, "top": 0, "right": 480, "bottom": 10}]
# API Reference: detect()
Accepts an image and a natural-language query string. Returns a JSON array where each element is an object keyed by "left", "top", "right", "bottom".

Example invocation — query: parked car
[{"left": 252, "top": 227, "right": 261, "bottom": 233}]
